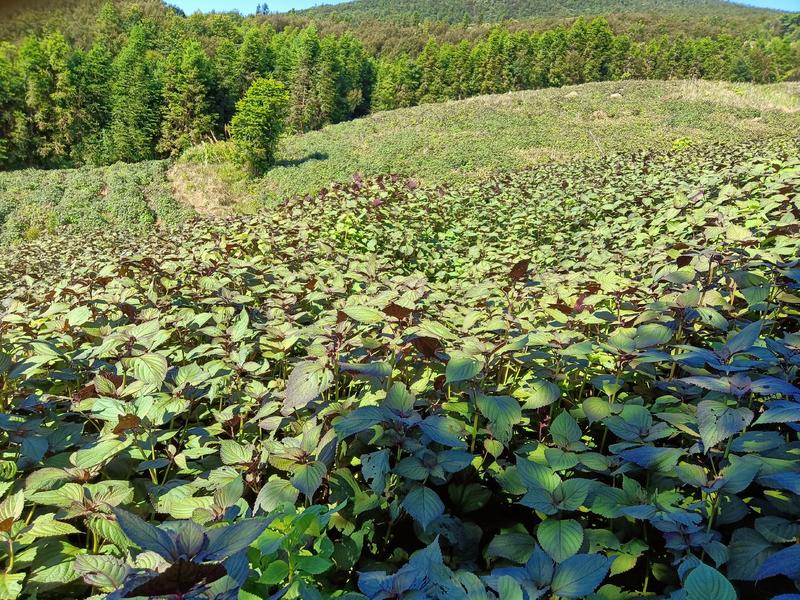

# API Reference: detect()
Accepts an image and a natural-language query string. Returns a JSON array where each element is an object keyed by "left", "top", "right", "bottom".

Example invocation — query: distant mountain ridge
[{"left": 298, "top": 0, "right": 783, "bottom": 23}]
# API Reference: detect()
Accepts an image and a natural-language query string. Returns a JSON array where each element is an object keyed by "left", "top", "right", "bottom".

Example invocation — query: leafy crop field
[
  {"left": 0, "top": 161, "right": 190, "bottom": 243},
  {"left": 0, "top": 134, "right": 799, "bottom": 599},
  {"left": 178, "top": 80, "right": 800, "bottom": 207},
  {"left": 2, "top": 81, "right": 798, "bottom": 241}
]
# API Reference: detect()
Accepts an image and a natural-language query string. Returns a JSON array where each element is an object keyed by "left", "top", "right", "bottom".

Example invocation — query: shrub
[{"left": 230, "top": 77, "right": 289, "bottom": 175}]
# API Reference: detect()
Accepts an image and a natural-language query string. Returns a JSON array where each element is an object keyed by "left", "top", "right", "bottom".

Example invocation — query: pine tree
[
  {"left": 416, "top": 39, "right": 446, "bottom": 103},
  {"left": 212, "top": 38, "right": 240, "bottom": 125},
  {"left": 105, "top": 25, "right": 161, "bottom": 163},
  {"left": 288, "top": 27, "right": 321, "bottom": 133},
  {"left": 0, "top": 43, "right": 24, "bottom": 168},
  {"left": 230, "top": 77, "right": 289, "bottom": 174},
  {"left": 314, "top": 37, "right": 341, "bottom": 127},
  {"left": 69, "top": 40, "right": 113, "bottom": 163},
  {"left": 238, "top": 24, "right": 274, "bottom": 94},
  {"left": 335, "top": 34, "right": 373, "bottom": 120},
  {"left": 158, "top": 40, "right": 218, "bottom": 156},
  {"left": 17, "top": 32, "right": 76, "bottom": 167}
]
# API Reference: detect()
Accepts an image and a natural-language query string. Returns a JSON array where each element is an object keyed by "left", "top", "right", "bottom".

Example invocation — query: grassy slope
[
  {"left": 175, "top": 80, "right": 800, "bottom": 208},
  {"left": 4, "top": 80, "right": 799, "bottom": 239},
  {"left": 299, "top": 0, "right": 778, "bottom": 23}
]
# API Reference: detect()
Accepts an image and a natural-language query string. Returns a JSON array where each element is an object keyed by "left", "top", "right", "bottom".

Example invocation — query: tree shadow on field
[{"left": 276, "top": 152, "right": 329, "bottom": 168}]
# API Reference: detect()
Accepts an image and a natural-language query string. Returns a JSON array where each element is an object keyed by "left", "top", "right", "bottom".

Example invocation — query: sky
[
  {"left": 171, "top": 0, "right": 799, "bottom": 15},
  {"left": 172, "top": 0, "right": 348, "bottom": 13}
]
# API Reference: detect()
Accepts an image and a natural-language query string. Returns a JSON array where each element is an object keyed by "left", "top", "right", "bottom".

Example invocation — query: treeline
[
  {"left": 0, "top": 3, "right": 798, "bottom": 170},
  {"left": 373, "top": 18, "right": 800, "bottom": 110},
  {"left": 0, "top": 4, "right": 374, "bottom": 169},
  {"left": 298, "top": 0, "right": 775, "bottom": 26}
]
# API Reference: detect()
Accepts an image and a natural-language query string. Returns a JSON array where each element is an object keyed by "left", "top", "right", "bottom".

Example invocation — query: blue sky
[
  {"left": 172, "top": 0, "right": 347, "bottom": 13},
  {"left": 172, "top": 0, "right": 799, "bottom": 15}
]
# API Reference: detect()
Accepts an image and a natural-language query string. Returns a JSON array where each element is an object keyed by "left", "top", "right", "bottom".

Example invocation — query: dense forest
[
  {"left": 0, "top": 1, "right": 798, "bottom": 170},
  {"left": 299, "top": 0, "right": 778, "bottom": 25}
]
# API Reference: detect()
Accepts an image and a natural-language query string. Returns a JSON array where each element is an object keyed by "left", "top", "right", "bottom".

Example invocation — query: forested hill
[
  {"left": 299, "top": 0, "right": 781, "bottom": 24},
  {"left": 0, "top": 0, "right": 172, "bottom": 46}
]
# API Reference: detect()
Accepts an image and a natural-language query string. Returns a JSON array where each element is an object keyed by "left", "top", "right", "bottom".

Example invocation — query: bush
[{"left": 230, "top": 77, "right": 289, "bottom": 175}]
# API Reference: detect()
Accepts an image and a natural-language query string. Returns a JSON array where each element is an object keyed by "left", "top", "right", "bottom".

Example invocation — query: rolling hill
[
  {"left": 2, "top": 80, "right": 798, "bottom": 241},
  {"left": 173, "top": 79, "right": 800, "bottom": 211},
  {"left": 0, "top": 0, "right": 174, "bottom": 45},
  {"left": 298, "top": 0, "right": 782, "bottom": 24}
]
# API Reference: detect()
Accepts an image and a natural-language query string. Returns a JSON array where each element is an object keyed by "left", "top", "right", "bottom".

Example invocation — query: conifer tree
[
  {"left": 0, "top": 43, "right": 24, "bottom": 168},
  {"left": 17, "top": 32, "right": 76, "bottom": 166},
  {"left": 238, "top": 24, "right": 274, "bottom": 94},
  {"left": 158, "top": 40, "right": 218, "bottom": 156},
  {"left": 105, "top": 25, "right": 160, "bottom": 163},
  {"left": 69, "top": 40, "right": 113, "bottom": 163},
  {"left": 288, "top": 27, "right": 321, "bottom": 133}
]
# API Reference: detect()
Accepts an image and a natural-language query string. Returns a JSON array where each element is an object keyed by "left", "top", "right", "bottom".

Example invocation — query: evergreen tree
[
  {"left": 416, "top": 39, "right": 446, "bottom": 103},
  {"left": 314, "top": 37, "right": 341, "bottom": 127},
  {"left": 17, "top": 32, "right": 76, "bottom": 166},
  {"left": 0, "top": 43, "right": 24, "bottom": 168},
  {"left": 230, "top": 77, "right": 289, "bottom": 174},
  {"left": 211, "top": 38, "right": 240, "bottom": 124},
  {"left": 288, "top": 27, "right": 321, "bottom": 133},
  {"left": 335, "top": 34, "right": 374, "bottom": 120},
  {"left": 69, "top": 40, "right": 113, "bottom": 163},
  {"left": 105, "top": 25, "right": 161, "bottom": 163},
  {"left": 238, "top": 24, "right": 274, "bottom": 94},
  {"left": 158, "top": 40, "right": 218, "bottom": 156}
]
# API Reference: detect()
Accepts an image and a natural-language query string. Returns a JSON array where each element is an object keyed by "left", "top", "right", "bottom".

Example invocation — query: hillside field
[
  {"left": 1, "top": 2, "right": 800, "bottom": 596},
  {"left": 2, "top": 80, "right": 799, "bottom": 241},
  {"left": 179, "top": 80, "right": 800, "bottom": 210},
  {"left": 1, "top": 125, "right": 799, "bottom": 598}
]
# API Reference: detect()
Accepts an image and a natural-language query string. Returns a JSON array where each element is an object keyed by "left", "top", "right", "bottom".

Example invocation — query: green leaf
[
  {"left": 0, "top": 572, "right": 25, "bottom": 599},
  {"left": 0, "top": 490, "right": 24, "bottom": 522},
  {"left": 419, "top": 415, "right": 466, "bottom": 448},
  {"left": 445, "top": 353, "right": 482, "bottom": 383},
  {"left": 634, "top": 323, "right": 673, "bottom": 348},
  {"left": 617, "top": 446, "right": 684, "bottom": 472},
  {"left": 73, "top": 554, "right": 129, "bottom": 591},
  {"left": 538, "top": 518, "right": 584, "bottom": 562},
  {"left": 448, "top": 483, "right": 492, "bottom": 513},
  {"left": 258, "top": 560, "right": 290, "bottom": 585},
  {"left": 296, "top": 555, "right": 333, "bottom": 575},
  {"left": 25, "top": 514, "right": 81, "bottom": 539},
  {"left": 291, "top": 461, "right": 327, "bottom": 498},
  {"left": 219, "top": 440, "right": 253, "bottom": 465},
  {"left": 496, "top": 575, "right": 525, "bottom": 600},
  {"left": 684, "top": 563, "right": 736, "bottom": 600},
  {"left": 476, "top": 394, "right": 521, "bottom": 444},
  {"left": 517, "top": 459, "right": 561, "bottom": 493},
  {"left": 284, "top": 361, "right": 332, "bottom": 413},
  {"left": 486, "top": 532, "right": 536, "bottom": 563},
  {"left": 342, "top": 306, "right": 385, "bottom": 324},
  {"left": 551, "top": 411, "right": 583, "bottom": 448},
  {"left": 551, "top": 553, "right": 612, "bottom": 598},
  {"left": 335, "top": 406, "right": 386, "bottom": 438},
  {"left": 402, "top": 486, "right": 444, "bottom": 530},
  {"left": 522, "top": 380, "right": 561, "bottom": 410},
  {"left": 131, "top": 353, "right": 168, "bottom": 386},
  {"left": 254, "top": 478, "right": 299, "bottom": 514},
  {"left": 697, "top": 400, "right": 753, "bottom": 452},
  {"left": 71, "top": 439, "right": 130, "bottom": 469},
  {"left": 726, "top": 528, "right": 776, "bottom": 581}
]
